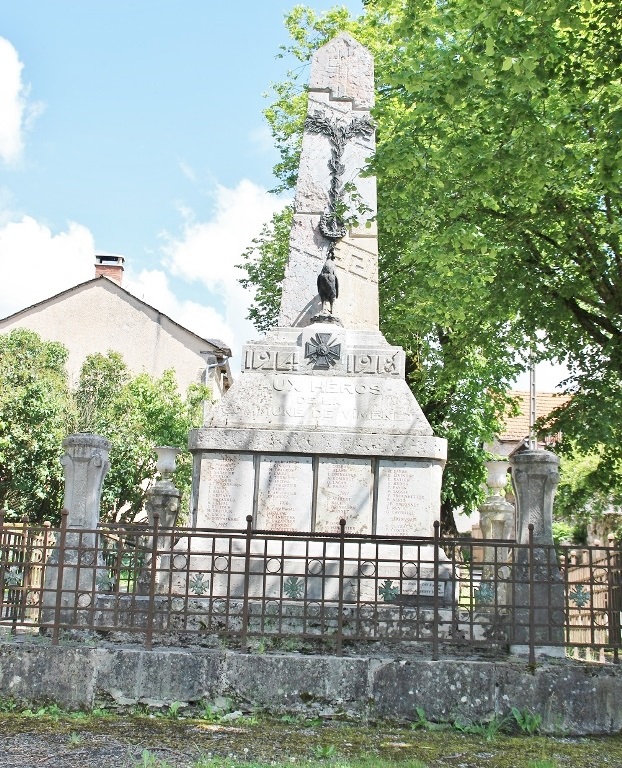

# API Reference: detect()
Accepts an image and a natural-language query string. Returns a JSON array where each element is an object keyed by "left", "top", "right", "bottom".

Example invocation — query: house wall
[{"left": 0, "top": 280, "right": 226, "bottom": 399}]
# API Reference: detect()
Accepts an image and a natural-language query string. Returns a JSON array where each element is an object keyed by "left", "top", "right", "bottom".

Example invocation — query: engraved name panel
[
  {"left": 196, "top": 453, "right": 254, "bottom": 529},
  {"left": 375, "top": 460, "right": 440, "bottom": 537},
  {"left": 256, "top": 456, "right": 313, "bottom": 532},
  {"left": 315, "top": 458, "right": 373, "bottom": 534}
]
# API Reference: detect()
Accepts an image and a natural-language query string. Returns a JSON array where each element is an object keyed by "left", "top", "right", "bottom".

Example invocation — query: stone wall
[{"left": 0, "top": 639, "right": 620, "bottom": 735}]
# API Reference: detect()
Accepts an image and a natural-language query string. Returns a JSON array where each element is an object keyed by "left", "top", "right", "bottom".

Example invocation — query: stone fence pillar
[
  {"left": 143, "top": 447, "right": 181, "bottom": 594},
  {"left": 509, "top": 450, "right": 565, "bottom": 658},
  {"left": 478, "top": 460, "right": 514, "bottom": 606},
  {"left": 42, "top": 433, "right": 110, "bottom": 624}
]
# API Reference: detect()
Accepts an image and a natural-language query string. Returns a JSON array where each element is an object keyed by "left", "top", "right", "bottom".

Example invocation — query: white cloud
[
  {"left": 0, "top": 37, "right": 44, "bottom": 165},
  {"left": 0, "top": 178, "right": 289, "bottom": 375},
  {"left": 0, "top": 216, "right": 95, "bottom": 318},
  {"left": 161, "top": 178, "right": 289, "bottom": 361}
]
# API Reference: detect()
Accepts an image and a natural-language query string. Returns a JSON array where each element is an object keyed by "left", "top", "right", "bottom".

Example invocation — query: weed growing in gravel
[
  {"left": 136, "top": 749, "right": 173, "bottom": 768},
  {"left": 312, "top": 744, "right": 337, "bottom": 759},
  {"left": 0, "top": 697, "right": 18, "bottom": 713},
  {"left": 409, "top": 707, "right": 447, "bottom": 732},
  {"left": 527, "top": 761, "right": 558, "bottom": 768},
  {"left": 167, "top": 701, "right": 183, "bottom": 719}
]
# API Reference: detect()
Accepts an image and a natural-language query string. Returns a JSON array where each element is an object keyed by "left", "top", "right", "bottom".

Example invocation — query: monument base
[{"left": 189, "top": 325, "right": 447, "bottom": 537}]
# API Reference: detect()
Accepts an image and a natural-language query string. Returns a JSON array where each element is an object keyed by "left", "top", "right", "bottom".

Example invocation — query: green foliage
[
  {"left": 512, "top": 708, "right": 543, "bottom": 736},
  {"left": 0, "top": 329, "right": 72, "bottom": 522},
  {"left": 239, "top": 0, "right": 622, "bottom": 519},
  {"left": 453, "top": 715, "right": 510, "bottom": 742},
  {"left": 554, "top": 445, "right": 622, "bottom": 527},
  {"left": 238, "top": 206, "right": 293, "bottom": 332},
  {"left": 136, "top": 749, "right": 173, "bottom": 768},
  {"left": 312, "top": 744, "right": 336, "bottom": 760},
  {"left": 551, "top": 521, "right": 575, "bottom": 547},
  {"left": 73, "top": 351, "right": 209, "bottom": 522},
  {"left": 167, "top": 701, "right": 183, "bottom": 718},
  {"left": 366, "top": 0, "right": 622, "bottom": 498},
  {"left": 0, "top": 697, "right": 18, "bottom": 713},
  {"left": 410, "top": 707, "right": 431, "bottom": 731},
  {"left": 0, "top": 331, "right": 208, "bottom": 524},
  {"left": 197, "top": 698, "right": 234, "bottom": 723},
  {"left": 409, "top": 707, "right": 448, "bottom": 732}
]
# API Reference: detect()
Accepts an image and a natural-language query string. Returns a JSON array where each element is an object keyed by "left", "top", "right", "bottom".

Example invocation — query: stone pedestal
[
  {"left": 477, "top": 493, "right": 514, "bottom": 608},
  {"left": 42, "top": 433, "right": 110, "bottom": 624},
  {"left": 144, "top": 478, "right": 181, "bottom": 595},
  {"left": 190, "top": 327, "right": 446, "bottom": 537},
  {"left": 509, "top": 450, "right": 565, "bottom": 657}
]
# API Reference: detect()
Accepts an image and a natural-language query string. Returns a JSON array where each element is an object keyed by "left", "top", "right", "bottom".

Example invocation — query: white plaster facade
[{"left": 0, "top": 276, "right": 231, "bottom": 398}]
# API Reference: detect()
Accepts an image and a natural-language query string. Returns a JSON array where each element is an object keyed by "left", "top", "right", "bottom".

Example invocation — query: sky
[
  {"left": 0, "top": 0, "right": 565, "bottom": 389},
  {"left": 0, "top": 1, "right": 363, "bottom": 368}
]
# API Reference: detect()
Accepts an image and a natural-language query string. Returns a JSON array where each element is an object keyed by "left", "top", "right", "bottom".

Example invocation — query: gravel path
[{"left": 2, "top": 716, "right": 622, "bottom": 768}]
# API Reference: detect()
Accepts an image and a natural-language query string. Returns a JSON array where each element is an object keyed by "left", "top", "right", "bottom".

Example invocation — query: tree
[
  {"left": 74, "top": 352, "right": 209, "bottom": 523},
  {"left": 239, "top": 205, "right": 293, "bottom": 333},
  {"left": 240, "top": 0, "right": 622, "bottom": 524},
  {"left": 365, "top": 0, "right": 622, "bottom": 496},
  {"left": 0, "top": 334, "right": 208, "bottom": 524},
  {"left": 0, "top": 330, "right": 72, "bottom": 521}
]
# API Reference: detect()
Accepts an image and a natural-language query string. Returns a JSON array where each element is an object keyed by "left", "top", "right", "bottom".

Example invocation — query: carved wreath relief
[
  {"left": 305, "top": 110, "right": 374, "bottom": 313},
  {"left": 305, "top": 110, "right": 374, "bottom": 242}
]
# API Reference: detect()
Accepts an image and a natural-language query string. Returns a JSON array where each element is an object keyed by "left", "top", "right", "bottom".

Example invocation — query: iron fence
[{"left": 0, "top": 510, "right": 620, "bottom": 663}]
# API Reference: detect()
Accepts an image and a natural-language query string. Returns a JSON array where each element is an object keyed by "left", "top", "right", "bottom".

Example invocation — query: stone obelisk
[
  {"left": 189, "top": 34, "right": 447, "bottom": 538},
  {"left": 278, "top": 33, "right": 379, "bottom": 330}
]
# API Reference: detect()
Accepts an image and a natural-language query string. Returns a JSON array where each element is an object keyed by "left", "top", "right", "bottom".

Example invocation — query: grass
[{"left": 0, "top": 701, "right": 619, "bottom": 768}]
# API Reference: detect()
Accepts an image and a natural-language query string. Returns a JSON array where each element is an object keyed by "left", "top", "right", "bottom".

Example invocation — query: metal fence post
[
  {"left": 144, "top": 512, "right": 160, "bottom": 650},
  {"left": 608, "top": 543, "right": 621, "bottom": 664},
  {"left": 528, "top": 523, "right": 536, "bottom": 665},
  {"left": 52, "top": 509, "right": 69, "bottom": 645},
  {"left": 240, "top": 514, "right": 253, "bottom": 653},
  {"left": 11, "top": 515, "right": 30, "bottom": 633},
  {"left": 0, "top": 509, "right": 6, "bottom": 614},
  {"left": 432, "top": 520, "right": 440, "bottom": 661},
  {"left": 336, "top": 518, "right": 346, "bottom": 657}
]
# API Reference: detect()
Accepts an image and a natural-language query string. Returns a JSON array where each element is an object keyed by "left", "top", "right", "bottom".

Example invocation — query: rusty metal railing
[{"left": 0, "top": 511, "right": 620, "bottom": 662}]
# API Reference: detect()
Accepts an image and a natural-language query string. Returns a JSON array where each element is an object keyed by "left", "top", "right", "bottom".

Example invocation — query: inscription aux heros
[
  {"left": 272, "top": 376, "right": 381, "bottom": 395},
  {"left": 249, "top": 377, "right": 409, "bottom": 422}
]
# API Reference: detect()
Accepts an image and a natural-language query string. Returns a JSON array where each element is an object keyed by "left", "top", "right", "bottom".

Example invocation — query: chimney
[{"left": 95, "top": 254, "right": 124, "bottom": 285}]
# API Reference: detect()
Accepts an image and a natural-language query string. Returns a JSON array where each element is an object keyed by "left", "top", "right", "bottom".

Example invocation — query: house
[
  {"left": 486, "top": 390, "right": 571, "bottom": 458},
  {"left": 455, "top": 390, "right": 571, "bottom": 537},
  {"left": 0, "top": 254, "right": 232, "bottom": 398}
]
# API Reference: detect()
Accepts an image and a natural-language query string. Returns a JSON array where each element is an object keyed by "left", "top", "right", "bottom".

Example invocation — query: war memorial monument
[{"left": 189, "top": 33, "right": 447, "bottom": 540}]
